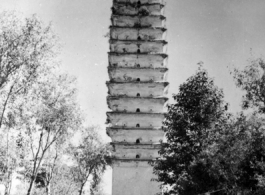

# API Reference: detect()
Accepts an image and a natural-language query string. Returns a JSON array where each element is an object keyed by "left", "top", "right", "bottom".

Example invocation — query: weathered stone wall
[
  {"left": 111, "top": 15, "right": 166, "bottom": 28},
  {"left": 112, "top": 161, "right": 160, "bottom": 195},
  {"left": 107, "top": 82, "right": 169, "bottom": 97},
  {"left": 112, "top": 4, "right": 165, "bottom": 16},
  {"left": 108, "top": 68, "right": 168, "bottom": 82},
  {"left": 109, "top": 53, "right": 167, "bottom": 68},
  {"left": 107, "top": 112, "right": 165, "bottom": 128},
  {"left": 110, "top": 40, "right": 167, "bottom": 53},
  {"left": 113, "top": 144, "right": 161, "bottom": 159},
  {"left": 107, "top": 128, "right": 164, "bottom": 143},
  {"left": 107, "top": 97, "right": 168, "bottom": 112},
  {"left": 110, "top": 27, "right": 167, "bottom": 41}
]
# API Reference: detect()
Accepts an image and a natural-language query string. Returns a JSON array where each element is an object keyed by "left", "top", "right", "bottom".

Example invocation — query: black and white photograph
[{"left": 1, "top": 0, "right": 265, "bottom": 194}]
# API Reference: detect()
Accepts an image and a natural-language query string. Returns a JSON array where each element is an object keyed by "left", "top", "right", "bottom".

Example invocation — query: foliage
[
  {"left": 152, "top": 67, "right": 229, "bottom": 195},
  {"left": 0, "top": 11, "right": 87, "bottom": 195},
  {"left": 153, "top": 59, "right": 265, "bottom": 195},
  {"left": 20, "top": 71, "right": 82, "bottom": 195},
  {"left": 30, "top": 164, "right": 79, "bottom": 195},
  {"left": 233, "top": 58, "right": 265, "bottom": 113},
  {"left": 198, "top": 113, "right": 265, "bottom": 194},
  {"left": 0, "top": 11, "right": 58, "bottom": 129},
  {"left": 0, "top": 129, "right": 25, "bottom": 195},
  {"left": 68, "top": 126, "right": 111, "bottom": 195},
  {"left": 0, "top": 11, "right": 59, "bottom": 195},
  {"left": 232, "top": 58, "right": 265, "bottom": 193},
  {"left": 48, "top": 164, "right": 79, "bottom": 195},
  {"left": 0, "top": 12, "right": 110, "bottom": 195}
]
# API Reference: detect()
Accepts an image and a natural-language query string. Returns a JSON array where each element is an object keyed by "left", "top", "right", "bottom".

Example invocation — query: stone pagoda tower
[{"left": 106, "top": 0, "right": 168, "bottom": 194}]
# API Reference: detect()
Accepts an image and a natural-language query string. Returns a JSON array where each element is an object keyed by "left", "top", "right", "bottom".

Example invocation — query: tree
[
  {"left": 68, "top": 126, "right": 111, "bottom": 195},
  {"left": 28, "top": 127, "right": 110, "bottom": 195},
  {"left": 236, "top": 114, "right": 265, "bottom": 194},
  {"left": 152, "top": 60, "right": 265, "bottom": 195},
  {"left": 233, "top": 58, "right": 265, "bottom": 113},
  {"left": 0, "top": 11, "right": 111, "bottom": 195},
  {"left": 152, "top": 66, "right": 229, "bottom": 195},
  {"left": 32, "top": 142, "right": 62, "bottom": 195},
  {"left": 0, "top": 129, "right": 24, "bottom": 195},
  {"left": 206, "top": 113, "right": 265, "bottom": 194},
  {"left": 29, "top": 148, "right": 79, "bottom": 195},
  {"left": 0, "top": 11, "right": 57, "bottom": 129},
  {"left": 232, "top": 58, "right": 265, "bottom": 194},
  {"left": 0, "top": 11, "right": 58, "bottom": 195},
  {"left": 48, "top": 164, "right": 79, "bottom": 195},
  {"left": 18, "top": 72, "right": 82, "bottom": 195}
]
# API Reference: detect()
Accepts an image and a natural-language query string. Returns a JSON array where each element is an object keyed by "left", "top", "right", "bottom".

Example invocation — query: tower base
[{"left": 112, "top": 160, "right": 160, "bottom": 195}]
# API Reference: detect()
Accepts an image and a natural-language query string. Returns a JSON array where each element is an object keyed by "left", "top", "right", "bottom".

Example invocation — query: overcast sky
[
  {"left": 1, "top": 0, "right": 265, "bottom": 128},
  {"left": 1, "top": 0, "right": 265, "bottom": 193}
]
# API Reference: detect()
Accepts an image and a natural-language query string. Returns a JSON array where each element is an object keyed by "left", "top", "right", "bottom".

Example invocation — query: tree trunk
[
  {"left": 4, "top": 181, "right": 10, "bottom": 195},
  {"left": 27, "top": 133, "right": 43, "bottom": 195},
  {"left": 79, "top": 183, "right": 85, "bottom": 195},
  {"left": 4, "top": 169, "right": 12, "bottom": 195},
  {"left": 45, "top": 182, "right": 51, "bottom": 195},
  {"left": 26, "top": 177, "right": 35, "bottom": 195},
  {"left": 4, "top": 185, "right": 9, "bottom": 195}
]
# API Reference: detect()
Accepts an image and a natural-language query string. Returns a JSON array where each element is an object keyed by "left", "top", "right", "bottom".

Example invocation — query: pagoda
[{"left": 106, "top": 0, "right": 168, "bottom": 194}]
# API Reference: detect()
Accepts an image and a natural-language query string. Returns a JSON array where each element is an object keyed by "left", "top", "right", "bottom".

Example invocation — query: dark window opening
[
  {"left": 136, "top": 154, "right": 140, "bottom": 158},
  {"left": 136, "top": 139, "right": 140, "bottom": 144},
  {"left": 136, "top": 78, "right": 140, "bottom": 82},
  {"left": 136, "top": 64, "right": 140, "bottom": 68},
  {"left": 136, "top": 108, "right": 140, "bottom": 112},
  {"left": 137, "top": 93, "right": 140, "bottom": 97},
  {"left": 137, "top": 36, "right": 141, "bottom": 40},
  {"left": 137, "top": 49, "right": 140, "bottom": 53},
  {"left": 136, "top": 124, "right": 140, "bottom": 128}
]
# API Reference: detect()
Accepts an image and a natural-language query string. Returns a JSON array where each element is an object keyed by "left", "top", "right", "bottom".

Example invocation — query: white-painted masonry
[{"left": 107, "top": 0, "right": 168, "bottom": 194}]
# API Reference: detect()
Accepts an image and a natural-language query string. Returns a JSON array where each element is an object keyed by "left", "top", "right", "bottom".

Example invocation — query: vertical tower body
[{"left": 106, "top": 0, "right": 168, "bottom": 194}]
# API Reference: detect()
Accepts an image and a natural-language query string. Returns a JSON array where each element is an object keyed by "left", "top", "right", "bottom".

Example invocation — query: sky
[
  {"left": 1, "top": 0, "right": 265, "bottom": 129},
  {"left": 1, "top": 0, "right": 265, "bottom": 194}
]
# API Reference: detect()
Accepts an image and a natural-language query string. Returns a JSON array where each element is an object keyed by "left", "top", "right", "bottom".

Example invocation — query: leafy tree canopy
[
  {"left": 0, "top": 11, "right": 109, "bottom": 195},
  {"left": 152, "top": 66, "right": 229, "bottom": 194},
  {"left": 153, "top": 60, "right": 265, "bottom": 195}
]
